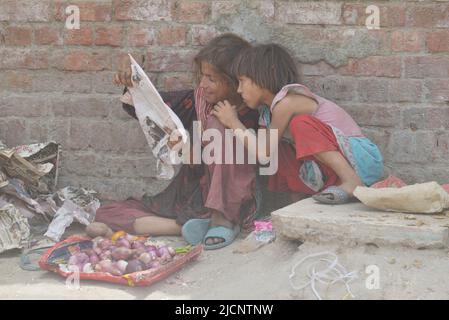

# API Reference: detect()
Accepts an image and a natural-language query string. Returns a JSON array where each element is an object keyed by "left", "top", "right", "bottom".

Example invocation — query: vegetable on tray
[{"left": 63, "top": 231, "right": 185, "bottom": 276}]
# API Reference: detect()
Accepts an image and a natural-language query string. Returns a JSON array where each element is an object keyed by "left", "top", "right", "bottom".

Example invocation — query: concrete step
[{"left": 271, "top": 198, "right": 449, "bottom": 249}]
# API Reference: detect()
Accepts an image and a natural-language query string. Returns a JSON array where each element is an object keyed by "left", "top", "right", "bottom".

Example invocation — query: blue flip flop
[
  {"left": 181, "top": 218, "right": 211, "bottom": 245},
  {"left": 312, "top": 186, "right": 351, "bottom": 205},
  {"left": 203, "top": 225, "right": 240, "bottom": 250}
]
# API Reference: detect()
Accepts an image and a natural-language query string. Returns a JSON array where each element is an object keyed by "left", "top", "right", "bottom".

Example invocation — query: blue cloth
[{"left": 349, "top": 137, "right": 384, "bottom": 186}]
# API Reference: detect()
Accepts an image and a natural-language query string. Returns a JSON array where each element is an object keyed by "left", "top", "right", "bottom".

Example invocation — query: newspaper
[
  {"left": 44, "top": 186, "right": 100, "bottom": 242},
  {"left": 125, "top": 54, "right": 188, "bottom": 180},
  {"left": 0, "top": 204, "right": 31, "bottom": 254}
]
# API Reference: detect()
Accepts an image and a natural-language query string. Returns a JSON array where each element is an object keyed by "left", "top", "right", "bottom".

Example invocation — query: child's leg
[
  {"left": 86, "top": 222, "right": 114, "bottom": 238},
  {"left": 202, "top": 116, "right": 257, "bottom": 246},
  {"left": 133, "top": 216, "right": 181, "bottom": 236},
  {"left": 313, "top": 150, "right": 363, "bottom": 195}
]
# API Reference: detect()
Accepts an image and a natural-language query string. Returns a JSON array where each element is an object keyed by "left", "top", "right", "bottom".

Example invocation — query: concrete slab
[{"left": 271, "top": 198, "right": 449, "bottom": 249}]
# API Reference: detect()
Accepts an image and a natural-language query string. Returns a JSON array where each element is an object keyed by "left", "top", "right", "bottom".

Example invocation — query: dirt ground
[{"left": 1, "top": 223, "right": 449, "bottom": 300}]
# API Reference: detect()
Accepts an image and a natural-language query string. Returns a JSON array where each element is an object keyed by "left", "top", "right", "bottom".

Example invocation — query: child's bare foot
[{"left": 85, "top": 222, "right": 114, "bottom": 238}]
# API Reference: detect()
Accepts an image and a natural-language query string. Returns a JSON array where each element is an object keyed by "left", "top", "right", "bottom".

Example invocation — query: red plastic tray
[{"left": 38, "top": 235, "right": 203, "bottom": 287}]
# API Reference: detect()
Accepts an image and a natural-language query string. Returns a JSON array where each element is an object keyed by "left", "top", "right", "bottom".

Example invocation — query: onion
[
  {"left": 157, "top": 246, "right": 170, "bottom": 257},
  {"left": 133, "top": 247, "right": 146, "bottom": 257},
  {"left": 82, "top": 263, "right": 94, "bottom": 273},
  {"left": 131, "top": 240, "right": 146, "bottom": 250},
  {"left": 125, "top": 234, "right": 137, "bottom": 242},
  {"left": 115, "top": 260, "right": 128, "bottom": 274},
  {"left": 93, "top": 246, "right": 102, "bottom": 255},
  {"left": 97, "top": 259, "right": 122, "bottom": 276},
  {"left": 68, "top": 255, "right": 78, "bottom": 266},
  {"left": 89, "top": 253, "right": 100, "bottom": 265},
  {"left": 138, "top": 252, "right": 153, "bottom": 265},
  {"left": 99, "top": 250, "right": 112, "bottom": 260},
  {"left": 92, "top": 236, "right": 105, "bottom": 247},
  {"left": 99, "top": 239, "right": 113, "bottom": 250},
  {"left": 147, "top": 249, "right": 158, "bottom": 260},
  {"left": 111, "top": 247, "right": 132, "bottom": 260},
  {"left": 147, "top": 261, "right": 161, "bottom": 269},
  {"left": 157, "top": 247, "right": 172, "bottom": 264},
  {"left": 125, "top": 260, "right": 144, "bottom": 274},
  {"left": 167, "top": 246, "right": 176, "bottom": 257},
  {"left": 116, "top": 237, "right": 131, "bottom": 249},
  {"left": 69, "top": 252, "right": 89, "bottom": 265},
  {"left": 84, "top": 249, "right": 95, "bottom": 256}
]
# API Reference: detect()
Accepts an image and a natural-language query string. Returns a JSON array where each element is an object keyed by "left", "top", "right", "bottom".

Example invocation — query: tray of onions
[{"left": 38, "top": 233, "right": 202, "bottom": 287}]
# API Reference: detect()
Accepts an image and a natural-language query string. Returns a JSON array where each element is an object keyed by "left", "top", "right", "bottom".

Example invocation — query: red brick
[
  {"left": 407, "top": 4, "right": 449, "bottom": 28},
  {"left": 174, "top": 1, "right": 210, "bottom": 23},
  {"left": 190, "top": 25, "right": 219, "bottom": 46},
  {"left": 379, "top": 4, "right": 406, "bottom": 27},
  {"left": 54, "top": 1, "right": 111, "bottom": 21},
  {"left": 0, "top": 119, "right": 27, "bottom": 147},
  {"left": 34, "top": 26, "right": 61, "bottom": 45},
  {"left": 32, "top": 70, "right": 92, "bottom": 93},
  {"left": 114, "top": 0, "right": 172, "bottom": 21},
  {"left": 425, "top": 79, "right": 449, "bottom": 103},
  {"left": 301, "top": 61, "right": 336, "bottom": 77},
  {"left": 112, "top": 51, "right": 144, "bottom": 72},
  {"left": 358, "top": 78, "right": 389, "bottom": 103},
  {"left": 342, "top": 4, "right": 405, "bottom": 27},
  {"left": 95, "top": 26, "right": 123, "bottom": 47},
  {"left": 128, "top": 26, "right": 155, "bottom": 47},
  {"left": 0, "top": 95, "right": 48, "bottom": 117},
  {"left": 250, "top": 0, "right": 275, "bottom": 23},
  {"left": 314, "top": 76, "right": 358, "bottom": 102},
  {"left": 0, "top": 49, "right": 49, "bottom": 70},
  {"left": 391, "top": 30, "right": 424, "bottom": 53},
  {"left": 277, "top": 1, "right": 342, "bottom": 25},
  {"left": 146, "top": 49, "right": 196, "bottom": 72},
  {"left": 0, "top": 0, "right": 51, "bottom": 22},
  {"left": 4, "top": 26, "right": 32, "bottom": 46},
  {"left": 0, "top": 71, "right": 33, "bottom": 92},
  {"left": 389, "top": 80, "right": 423, "bottom": 103},
  {"left": 156, "top": 25, "right": 186, "bottom": 46},
  {"left": 402, "top": 107, "right": 449, "bottom": 131},
  {"left": 404, "top": 56, "right": 449, "bottom": 79},
  {"left": 57, "top": 50, "right": 111, "bottom": 71},
  {"left": 426, "top": 31, "right": 449, "bottom": 53},
  {"left": 343, "top": 104, "right": 399, "bottom": 128},
  {"left": 161, "top": 73, "right": 194, "bottom": 91},
  {"left": 64, "top": 27, "right": 94, "bottom": 46},
  {"left": 339, "top": 56, "right": 402, "bottom": 78}
]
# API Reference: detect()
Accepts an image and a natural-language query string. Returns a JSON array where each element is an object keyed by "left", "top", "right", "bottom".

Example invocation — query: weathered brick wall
[{"left": 0, "top": 0, "right": 448, "bottom": 200}]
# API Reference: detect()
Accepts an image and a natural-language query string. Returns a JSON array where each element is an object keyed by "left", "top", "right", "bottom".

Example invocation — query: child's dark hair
[
  {"left": 193, "top": 33, "right": 251, "bottom": 91},
  {"left": 232, "top": 43, "right": 299, "bottom": 93}
]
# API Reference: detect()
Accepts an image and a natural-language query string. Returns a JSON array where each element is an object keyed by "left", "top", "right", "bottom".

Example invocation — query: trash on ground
[
  {"left": 0, "top": 204, "right": 30, "bottom": 254},
  {"left": 234, "top": 220, "right": 276, "bottom": 254},
  {"left": 289, "top": 251, "right": 358, "bottom": 300},
  {"left": 0, "top": 140, "right": 100, "bottom": 251},
  {"left": 354, "top": 181, "right": 449, "bottom": 214}
]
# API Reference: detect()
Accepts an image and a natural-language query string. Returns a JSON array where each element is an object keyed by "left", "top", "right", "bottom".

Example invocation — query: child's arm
[{"left": 212, "top": 95, "right": 317, "bottom": 161}]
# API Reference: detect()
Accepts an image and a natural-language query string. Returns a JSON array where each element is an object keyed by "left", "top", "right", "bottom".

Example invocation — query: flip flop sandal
[
  {"left": 312, "top": 186, "right": 351, "bottom": 205},
  {"left": 203, "top": 225, "right": 240, "bottom": 250},
  {"left": 181, "top": 218, "right": 211, "bottom": 245}
]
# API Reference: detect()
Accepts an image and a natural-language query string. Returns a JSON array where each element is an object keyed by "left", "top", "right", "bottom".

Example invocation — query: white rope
[{"left": 289, "top": 251, "right": 358, "bottom": 300}]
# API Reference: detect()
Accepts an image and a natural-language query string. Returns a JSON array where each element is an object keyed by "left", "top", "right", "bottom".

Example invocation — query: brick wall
[{"left": 0, "top": 0, "right": 448, "bottom": 200}]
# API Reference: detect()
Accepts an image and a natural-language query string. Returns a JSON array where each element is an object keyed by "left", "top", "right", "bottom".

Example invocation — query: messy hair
[
  {"left": 232, "top": 43, "right": 299, "bottom": 94},
  {"left": 193, "top": 33, "right": 251, "bottom": 91}
]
